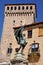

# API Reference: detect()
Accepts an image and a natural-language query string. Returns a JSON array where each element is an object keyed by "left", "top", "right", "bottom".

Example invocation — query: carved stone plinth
[{"left": 11, "top": 53, "right": 28, "bottom": 65}]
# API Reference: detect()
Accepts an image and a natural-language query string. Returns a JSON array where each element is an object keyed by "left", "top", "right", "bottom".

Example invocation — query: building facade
[{"left": 0, "top": 3, "right": 43, "bottom": 65}]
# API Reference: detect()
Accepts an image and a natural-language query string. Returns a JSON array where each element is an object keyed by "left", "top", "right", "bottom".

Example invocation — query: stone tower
[{"left": 1, "top": 4, "right": 37, "bottom": 59}]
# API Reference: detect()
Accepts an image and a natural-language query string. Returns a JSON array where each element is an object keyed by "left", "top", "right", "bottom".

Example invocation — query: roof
[
  {"left": 25, "top": 22, "right": 43, "bottom": 27},
  {"left": 13, "top": 22, "right": 43, "bottom": 30}
]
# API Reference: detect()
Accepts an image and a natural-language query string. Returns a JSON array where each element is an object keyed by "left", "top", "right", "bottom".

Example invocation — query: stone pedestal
[
  {"left": 0, "top": 61, "right": 10, "bottom": 65},
  {"left": 11, "top": 53, "right": 28, "bottom": 65}
]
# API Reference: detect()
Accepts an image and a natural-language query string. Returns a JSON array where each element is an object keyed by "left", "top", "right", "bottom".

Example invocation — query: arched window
[
  {"left": 11, "top": 7, "right": 13, "bottom": 10},
  {"left": 30, "top": 6, "right": 32, "bottom": 10},
  {"left": 14, "top": 7, "right": 17, "bottom": 10},
  {"left": 22, "top": 6, "right": 24, "bottom": 10},
  {"left": 7, "top": 7, "right": 9, "bottom": 10},
  {"left": 18, "top": 6, "right": 20, "bottom": 10},
  {"left": 26, "top": 6, "right": 28, "bottom": 10}
]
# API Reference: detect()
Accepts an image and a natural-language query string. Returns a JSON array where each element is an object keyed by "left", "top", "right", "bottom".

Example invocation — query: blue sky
[{"left": 0, "top": 0, "right": 43, "bottom": 40}]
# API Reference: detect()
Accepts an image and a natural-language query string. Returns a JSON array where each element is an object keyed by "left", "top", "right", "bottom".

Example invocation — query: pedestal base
[{"left": 11, "top": 53, "right": 28, "bottom": 65}]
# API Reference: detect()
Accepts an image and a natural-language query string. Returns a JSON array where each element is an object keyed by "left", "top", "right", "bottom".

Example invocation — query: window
[
  {"left": 26, "top": 6, "right": 28, "bottom": 10},
  {"left": 20, "top": 21, "right": 22, "bottom": 25},
  {"left": 20, "top": 21, "right": 22, "bottom": 23},
  {"left": 28, "top": 30, "right": 32, "bottom": 38},
  {"left": 13, "top": 20, "right": 15, "bottom": 25},
  {"left": 7, "top": 48, "right": 12, "bottom": 54},
  {"left": 22, "top": 6, "right": 24, "bottom": 10},
  {"left": 11, "top": 7, "right": 13, "bottom": 10},
  {"left": 13, "top": 20, "right": 15, "bottom": 23},
  {"left": 39, "top": 27, "right": 43, "bottom": 36},
  {"left": 7, "top": 43, "right": 12, "bottom": 54},
  {"left": 18, "top": 6, "right": 20, "bottom": 10},
  {"left": 14, "top": 7, "right": 16, "bottom": 10},
  {"left": 7, "top": 7, "right": 9, "bottom": 10},
  {"left": 31, "top": 43, "right": 39, "bottom": 52},
  {"left": 10, "top": 43, "right": 12, "bottom": 45},
  {"left": 30, "top": 6, "right": 32, "bottom": 10}
]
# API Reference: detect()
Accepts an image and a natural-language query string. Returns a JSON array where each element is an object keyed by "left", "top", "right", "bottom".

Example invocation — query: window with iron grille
[
  {"left": 7, "top": 43, "right": 12, "bottom": 54},
  {"left": 31, "top": 43, "right": 39, "bottom": 52},
  {"left": 7, "top": 48, "right": 12, "bottom": 54}
]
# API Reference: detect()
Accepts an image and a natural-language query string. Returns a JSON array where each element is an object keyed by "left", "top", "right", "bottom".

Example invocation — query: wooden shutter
[{"left": 39, "top": 27, "right": 43, "bottom": 36}]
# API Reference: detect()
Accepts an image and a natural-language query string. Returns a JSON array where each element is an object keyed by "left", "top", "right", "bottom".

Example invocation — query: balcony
[
  {"left": 28, "top": 52, "right": 40, "bottom": 63},
  {"left": 27, "top": 42, "right": 40, "bottom": 63}
]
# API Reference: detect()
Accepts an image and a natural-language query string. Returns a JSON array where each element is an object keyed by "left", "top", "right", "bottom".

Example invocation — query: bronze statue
[{"left": 15, "top": 26, "right": 27, "bottom": 54}]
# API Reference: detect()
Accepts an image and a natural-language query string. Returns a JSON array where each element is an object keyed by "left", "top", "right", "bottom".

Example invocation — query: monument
[
  {"left": 15, "top": 26, "right": 27, "bottom": 53},
  {"left": 11, "top": 26, "right": 28, "bottom": 65}
]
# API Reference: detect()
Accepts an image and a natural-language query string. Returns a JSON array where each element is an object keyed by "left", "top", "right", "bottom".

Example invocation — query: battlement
[{"left": 5, "top": 4, "right": 37, "bottom": 17}]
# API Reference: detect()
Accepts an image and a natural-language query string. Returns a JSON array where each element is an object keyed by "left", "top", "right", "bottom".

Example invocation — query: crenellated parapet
[
  {"left": 5, "top": 12, "right": 35, "bottom": 16},
  {"left": 5, "top": 4, "right": 37, "bottom": 17}
]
